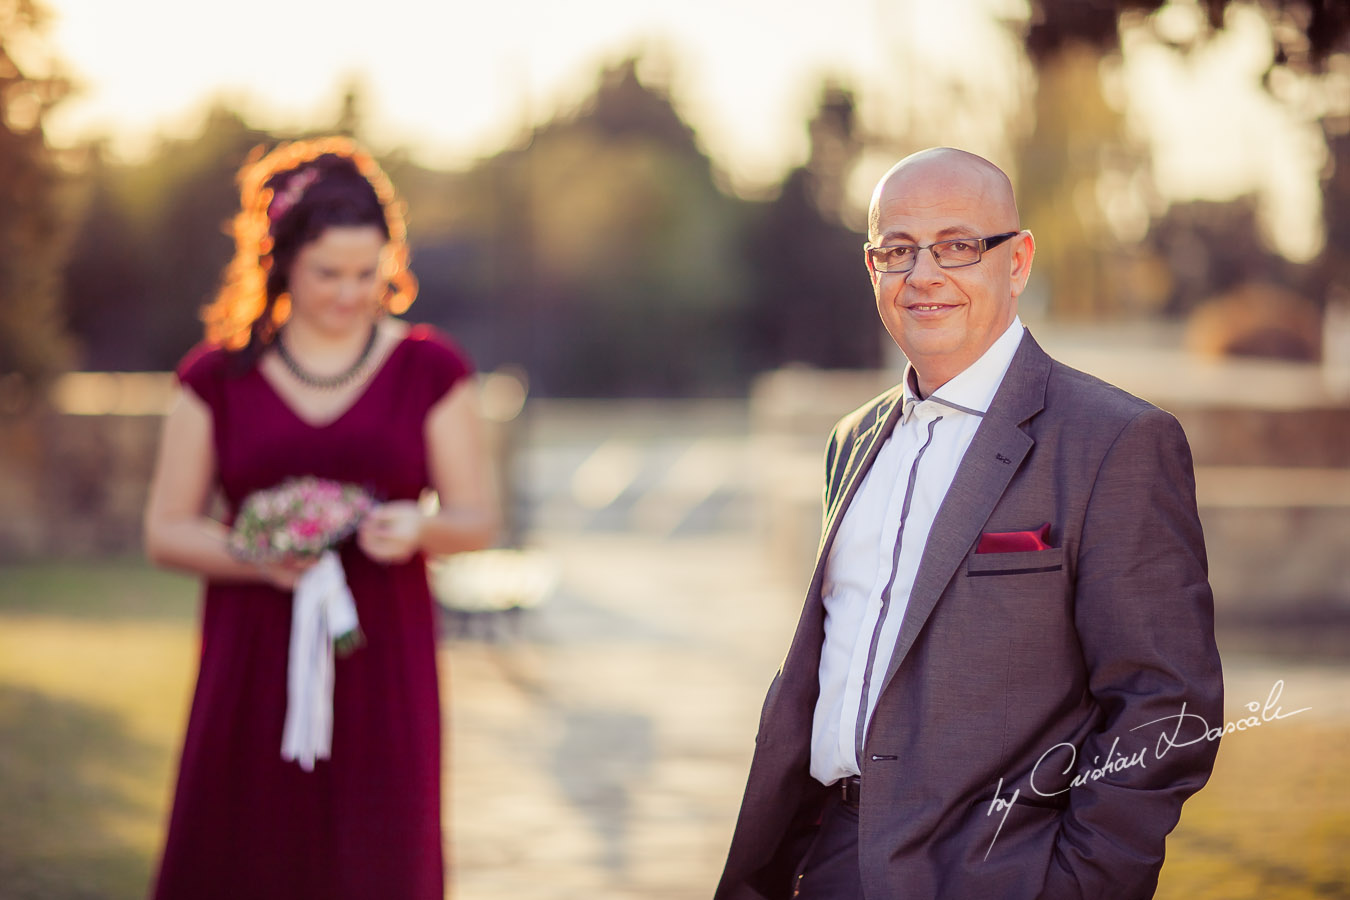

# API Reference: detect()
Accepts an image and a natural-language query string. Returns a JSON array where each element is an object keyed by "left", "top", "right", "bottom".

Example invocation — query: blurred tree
[
  {"left": 144, "top": 107, "right": 271, "bottom": 365},
  {"left": 54, "top": 57, "right": 951, "bottom": 393},
  {"left": 1025, "top": 0, "right": 1350, "bottom": 314},
  {"left": 62, "top": 106, "right": 269, "bottom": 369},
  {"left": 377, "top": 155, "right": 485, "bottom": 353},
  {"left": 1015, "top": 1, "right": 1165, "bottom": 319},
  {"left": 1142, "top": 1, "right": 1349, "bottom": 314},
  {"left": 1325, "top": 128, "right": 1350, "bottom": 305},
  {"left": 804, "top": 82, "right": 863, "bottom": 230},
  {"left": 742, "top": 82, "right": 882, "bottom": 371},
  {"left": 1025, "top": 0, "right": 1167, "bottom": 59},
  {"left": 521, "top": 59, "right": 753, "bottom": 395},
  {"left": 583, "top": 57, "right": 704, "bottom": 155},
  {"left": 61, "top": 144, "right": 150, "bottom": 369},
  {"left": 59, "top": 58, "right": 767, "bottom": 395},
  {"left": 1027, "top": 0, "right": 1348, "bottom": 67},
  {"left": 1015, "top": 42, "right": 1143, "bottom": 319},
  {"left": 0, "top": 0, "right": 72, "bottom": 399},
  {"left": 414, "top": 58, "right": 757, "bottom": 396}
]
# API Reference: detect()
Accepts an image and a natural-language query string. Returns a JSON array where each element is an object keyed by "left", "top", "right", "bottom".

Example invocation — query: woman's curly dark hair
[{"left": 202, "top": 137, "right": 417, "bottom": 354}]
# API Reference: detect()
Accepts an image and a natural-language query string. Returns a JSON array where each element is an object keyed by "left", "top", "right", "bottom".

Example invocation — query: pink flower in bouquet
[
  {"left": 230, "top": 477, "right": 376, "bottom": 657},
  {"left": 293, "top": 518, "right": 323, "bottom": 540},
  {"left": 229, "top": 476, "right": 376, "bottom": 562}
]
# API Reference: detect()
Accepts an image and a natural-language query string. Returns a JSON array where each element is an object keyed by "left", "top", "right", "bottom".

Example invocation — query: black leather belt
[{"left": 840, "top": 775, "right": 861, "bottom": 809}]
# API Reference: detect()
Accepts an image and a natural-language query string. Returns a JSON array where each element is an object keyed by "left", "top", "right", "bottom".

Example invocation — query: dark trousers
[{"left": 792, "top": 793, "right": 863, "bottom": 899}]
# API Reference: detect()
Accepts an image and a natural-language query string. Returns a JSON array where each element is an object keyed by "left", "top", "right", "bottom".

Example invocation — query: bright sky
[
  {"left": 31, "top": 0, "right": 1331, "bottom": 259},
  {"left": 40, "top": 0, "right": 951, "bottom": 180}
]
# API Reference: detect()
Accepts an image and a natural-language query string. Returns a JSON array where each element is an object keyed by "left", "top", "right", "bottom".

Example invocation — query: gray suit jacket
[{"left": 716, "top": 332, "right": 1223, "bottom": 900}]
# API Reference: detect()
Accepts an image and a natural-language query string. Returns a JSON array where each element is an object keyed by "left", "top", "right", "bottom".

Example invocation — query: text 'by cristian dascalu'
[{"left": 982, "top": 679, "right": 1310, "bottom": 859}]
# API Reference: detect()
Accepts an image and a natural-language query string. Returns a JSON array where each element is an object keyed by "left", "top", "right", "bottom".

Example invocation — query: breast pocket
[{"left": 965, "top": 546, "right": 1065, "bottom": 578}]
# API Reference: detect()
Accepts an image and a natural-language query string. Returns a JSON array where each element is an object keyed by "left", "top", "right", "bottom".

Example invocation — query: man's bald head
[
  {"left": 863, "top": 146, "right": 1035, "bottom": 396},
  {"left": 867, "top": 148, "right": 1019, "bottom": 242}
]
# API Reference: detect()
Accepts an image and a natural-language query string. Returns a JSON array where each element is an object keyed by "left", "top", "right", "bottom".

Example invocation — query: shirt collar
[{"left": 901, "top": 317, "right": 1025, "bottom": 421}]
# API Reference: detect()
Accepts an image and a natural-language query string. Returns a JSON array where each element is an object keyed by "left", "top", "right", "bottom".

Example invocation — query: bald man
[{"left": 715, "top": 149, "right": 1223, "bottom": 900}]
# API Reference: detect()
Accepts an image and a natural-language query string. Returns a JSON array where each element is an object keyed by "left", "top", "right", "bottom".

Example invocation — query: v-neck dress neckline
[{"left": 253, "top": 333, "right": 414, "bottom": 430}]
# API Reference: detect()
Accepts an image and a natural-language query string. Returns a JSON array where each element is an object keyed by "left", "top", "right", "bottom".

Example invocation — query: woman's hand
[
  {"left": 357, "top": 501, "right": 426, "bottom": 565},
  {"left": 256, "top": 556, "right": 321, "bottom": 591}
]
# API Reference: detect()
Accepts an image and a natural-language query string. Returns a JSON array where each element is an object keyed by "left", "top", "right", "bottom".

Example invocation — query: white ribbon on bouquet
[{"left": 280, "top": 549, "right": 360, "bottom": 771}]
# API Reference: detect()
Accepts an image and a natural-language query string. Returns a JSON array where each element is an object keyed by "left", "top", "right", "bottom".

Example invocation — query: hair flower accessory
[{"left": 268, "top": 167, "right": 321, "bottom": 222}]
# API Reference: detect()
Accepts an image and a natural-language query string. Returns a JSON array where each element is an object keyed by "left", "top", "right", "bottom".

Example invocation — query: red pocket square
[{"left": 976, "top": 523, "right": 1052, "bottom": 554}]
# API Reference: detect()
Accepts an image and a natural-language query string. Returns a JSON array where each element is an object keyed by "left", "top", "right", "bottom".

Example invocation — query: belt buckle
[{"left": 840, "top": 775, "right": 861, "bottom": 808}]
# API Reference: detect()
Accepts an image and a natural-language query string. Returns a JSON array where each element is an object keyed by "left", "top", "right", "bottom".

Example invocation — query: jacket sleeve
[{"left": 1040, "top": 407, "right": 1224, "bottom": 898}]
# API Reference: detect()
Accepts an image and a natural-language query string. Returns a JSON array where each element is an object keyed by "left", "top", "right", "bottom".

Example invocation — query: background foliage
[{"left": 2, "top": 0, "right": 1348, "bottom": 395}]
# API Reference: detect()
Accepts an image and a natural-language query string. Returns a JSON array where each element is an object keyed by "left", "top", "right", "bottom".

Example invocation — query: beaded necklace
[{"left": 275, "top": 323, "right": 380, "bottom": 390}]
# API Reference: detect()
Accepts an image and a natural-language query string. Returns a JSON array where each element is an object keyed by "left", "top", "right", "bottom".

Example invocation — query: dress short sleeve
[
  {"left": 175, "top": 342, "right": 229, "bottom": 410},
  {"left": 405, "top": 324, "right": 475, "bottom": 404}
]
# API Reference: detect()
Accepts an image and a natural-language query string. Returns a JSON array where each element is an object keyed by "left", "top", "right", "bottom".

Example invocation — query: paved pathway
[
  {"left": 439, "top": 532, "right": 1350, "bottom": 900},
  {"left": 442, "top": 531, "right": 799, "bottom": 900},
  {"left": 438, "top": 402, "right": 1350, "bottom": 899}
]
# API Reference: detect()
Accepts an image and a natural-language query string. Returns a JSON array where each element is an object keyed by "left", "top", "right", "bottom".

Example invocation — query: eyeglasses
[{"left": 865, "top": 232, "right": 1019, "bottom": 274}]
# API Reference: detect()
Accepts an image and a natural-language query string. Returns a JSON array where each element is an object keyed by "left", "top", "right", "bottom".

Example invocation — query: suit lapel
[
  {"left": 820, "top": 390, "right": 904, "bottom": 556},
  {"left": 876, "top": 333, "right": 1052, "bottom": 699},
  {"left": 770, "top": 385, "right": 905, "bottom": 716}
]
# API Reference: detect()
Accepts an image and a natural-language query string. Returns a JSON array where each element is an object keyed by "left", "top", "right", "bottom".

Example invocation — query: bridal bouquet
[
  {"left": 230, "top": 476, "right": 373, "bottom": 557},
  {"left": 231, "top": 476, "right": 373, "bottom": 653},
  {"left": 230, "top": 476, "right": 376, "bottom": 770}
]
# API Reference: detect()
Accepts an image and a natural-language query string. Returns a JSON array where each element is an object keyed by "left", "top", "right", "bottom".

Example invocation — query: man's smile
[{"left": 903, "top": 300, "right": 961, "bottom": 315}]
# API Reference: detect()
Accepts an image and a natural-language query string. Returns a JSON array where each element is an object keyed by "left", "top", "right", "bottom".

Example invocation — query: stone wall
[
  {"left": 0, "top": 412, "right": 162, "bottom": 558},
  {"left": 748, "top": 360, "right": 1350, "bottom": 616},
  {"left": 0, "top": 370, "right": 527, "bottom": 561}
]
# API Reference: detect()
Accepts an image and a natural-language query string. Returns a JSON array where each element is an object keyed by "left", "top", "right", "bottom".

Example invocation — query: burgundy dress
[{"left": 151, "top": 325, "right": 472, "bottom": 900}]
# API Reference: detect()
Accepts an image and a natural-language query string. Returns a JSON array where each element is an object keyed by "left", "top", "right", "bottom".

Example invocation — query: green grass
[
  {"left": 0, "top": 557, "right": 199, "bottom": 621},
  {"left": 0, "top": 560, "right": 198, "bottom": 900}
]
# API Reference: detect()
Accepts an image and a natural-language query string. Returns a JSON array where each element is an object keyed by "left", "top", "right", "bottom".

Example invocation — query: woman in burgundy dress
[{"left": 143, "top": 137, "right": 498, "bottom": 899}]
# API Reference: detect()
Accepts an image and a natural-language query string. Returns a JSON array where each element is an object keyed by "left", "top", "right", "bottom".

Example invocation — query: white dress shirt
[{"left": 810, "top": 317, "right": 1026, "bottom": 784}]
